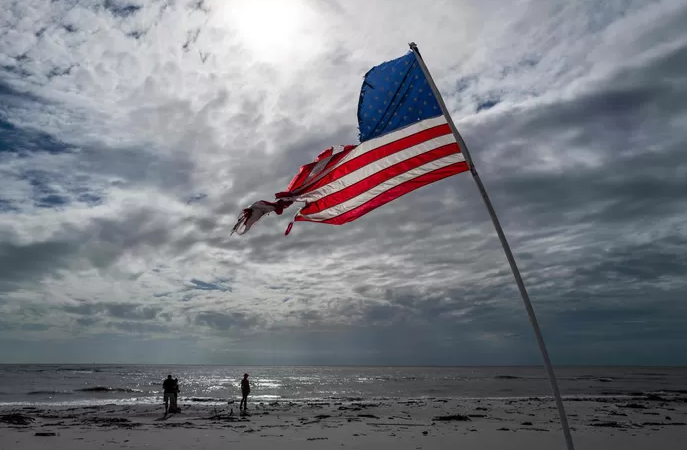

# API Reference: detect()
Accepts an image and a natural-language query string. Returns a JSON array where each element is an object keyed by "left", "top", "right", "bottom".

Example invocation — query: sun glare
[{"left": 219, "top": 0, "right": 315, "bottom": 62}]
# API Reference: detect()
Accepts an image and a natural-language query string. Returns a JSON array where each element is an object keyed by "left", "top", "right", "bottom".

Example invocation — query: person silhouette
[
  {"left": 162, "top": 375, "right": 175, "bottom": 415},
  {"left": 240, "top": 373, "right": 250, "bottom": 411},
  {"left": 170, "top": 378, "right": 180, "bottom": 413}
]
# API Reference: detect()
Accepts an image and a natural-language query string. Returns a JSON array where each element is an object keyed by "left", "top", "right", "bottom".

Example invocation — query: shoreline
[{"left": 1, "top": 390, "right": 682, "bottom": 408}]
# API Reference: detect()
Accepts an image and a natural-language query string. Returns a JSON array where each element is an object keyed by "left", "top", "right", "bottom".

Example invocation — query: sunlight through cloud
[{"left": 216, "top": 0, "right": 321, "bottom": 63}]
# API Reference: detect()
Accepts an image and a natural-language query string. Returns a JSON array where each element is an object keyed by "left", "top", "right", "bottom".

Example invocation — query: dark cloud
[
  {"left": 0, "top": 117, "right": 75, "bottom": 155},
  {"left": 103, "top": 0, "right": 142, "bottom": 18},
  {"left": 193, "top": 311, "right": 263, "bottom": 332},
  {"left": 0, "top": 202, "right": 205, "bottom": 295},
  {"left": 476, "top": 99, "right": 500, "bottom": 112},
  {"left": 75, "top": 317, "right": 99, "bottom": 327},
  {"left": 0, "top": 320, "right": 51, "bottom": 332},
  {"left": 106, "top": 321, "right": 170, "bottom": 334},
  {"left": 0, "top": 83, "right": 76, "bottom": 156},
  {"left": 0, "top": 241, "right": 76, "bottom": 294},
  {"left": 64, "top": 302, "right": 162, "bottom": 321},
  {"left": 573, "top": 236, "right": 687, "bottom": 281}
]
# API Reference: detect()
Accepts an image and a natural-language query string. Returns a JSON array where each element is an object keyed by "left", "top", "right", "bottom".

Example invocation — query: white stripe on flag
[
  {"left": 295, "top": 133, "right": 460, "bottom": 203},
  {"left": 301, "top": 153, "right": 466, "bottom": 222}
]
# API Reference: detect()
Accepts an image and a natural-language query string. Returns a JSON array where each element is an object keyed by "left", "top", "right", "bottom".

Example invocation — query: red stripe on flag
[
  {"left": 284, "top": 123, "right": 453, "bottom": 197},
  {"left": 300, "top": 143, "right": 461, "bottom": 215},
  {"left": 285, "top": 147, "right": 333, "bottom": 192},
  {"left": 280, "top": 146, "right": 357, "bottom": 196},
  {"left": 296, "top": 161, "right": 469, "bottom": 225}
]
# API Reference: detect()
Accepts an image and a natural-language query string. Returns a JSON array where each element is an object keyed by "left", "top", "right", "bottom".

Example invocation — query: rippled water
[{"left": 1, "top": 365, "right": 685, "bottom": 406}]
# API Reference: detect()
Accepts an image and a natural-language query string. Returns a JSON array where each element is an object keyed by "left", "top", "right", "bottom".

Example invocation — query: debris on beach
[
  {"left": 0, "top": 414, "right": 34, "bottom": 426},
  {"left": 590, "top": 421, "right": 624, "bottom": 428},
  {"left": 432, "top": 414, "right": 471, "bottom": 422}
]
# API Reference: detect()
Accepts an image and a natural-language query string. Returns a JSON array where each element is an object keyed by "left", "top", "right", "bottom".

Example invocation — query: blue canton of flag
[{"left": 357, "top": 52, "right": 442, "bottom": 142}]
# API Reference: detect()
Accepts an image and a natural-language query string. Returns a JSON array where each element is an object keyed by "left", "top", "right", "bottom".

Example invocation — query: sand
[{"left": 2, "top": 392, "right": 687, "bottom": 449}]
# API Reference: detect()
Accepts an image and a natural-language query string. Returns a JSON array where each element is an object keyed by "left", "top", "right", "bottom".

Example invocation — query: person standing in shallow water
[
  {"left": 162, "top": 375, "right": 175, "bottom": 415},
  {"left": 170, "top": 377, "right": 180, "bottom": 413},
  {"left": 240, "top": 373, "right": 250, "bottom": 411}
]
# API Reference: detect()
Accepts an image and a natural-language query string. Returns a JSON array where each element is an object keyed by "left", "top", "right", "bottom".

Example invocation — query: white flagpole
[{"left": 409, "top": 42, "right": 575, "bottom": 450}]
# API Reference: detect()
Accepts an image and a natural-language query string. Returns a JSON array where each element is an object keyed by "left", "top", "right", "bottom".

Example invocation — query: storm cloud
[{"left": 1, "top": 0, "right": 686, "bottom": 365}]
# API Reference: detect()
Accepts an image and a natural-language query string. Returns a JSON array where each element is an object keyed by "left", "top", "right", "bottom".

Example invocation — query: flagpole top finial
[{"left": 409, "top": 42, "right": 417, "bottom": 50}]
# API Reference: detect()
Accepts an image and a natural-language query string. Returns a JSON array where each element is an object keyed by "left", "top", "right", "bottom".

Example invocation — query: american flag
[{"left": 232, "top": 51, "right": 469, "bottom": 236}]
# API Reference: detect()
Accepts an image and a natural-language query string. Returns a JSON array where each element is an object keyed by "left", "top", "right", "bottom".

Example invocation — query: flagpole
[{"left": 409, "top": 43, "right": 575, "bottom": 450}]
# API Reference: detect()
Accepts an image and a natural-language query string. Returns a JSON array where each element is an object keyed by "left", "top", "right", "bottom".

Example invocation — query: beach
[
  {"left": 2, "top": 365, "right": 687, "bottom": 449},
  {"left": 2, "top": 392, "right": 687, "bottom": 449}
]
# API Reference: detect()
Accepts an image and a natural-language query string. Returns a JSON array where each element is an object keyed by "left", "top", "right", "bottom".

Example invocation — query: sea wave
[
  {"left": 76, "top": 387, "right": 143, "bottom": 393},
  {"left": 27, "top": 390, "right": 74, "bottom": 396},
  {"left": 56, "top": 367, "right": 103, "bottom": 373},
  {"left": 187, "top": 397, "right": 226, "bottom": 403},
  {"left": 600, "top": 390, "right": 627, "bottom": 396},
  {"left": 328, "top": 396, "right": 364, "bottom": 402}
]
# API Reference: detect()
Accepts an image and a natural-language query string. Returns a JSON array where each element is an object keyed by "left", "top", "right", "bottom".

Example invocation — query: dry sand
[{"left": 2, "top": 392, "right": 687, "bottom": 449}]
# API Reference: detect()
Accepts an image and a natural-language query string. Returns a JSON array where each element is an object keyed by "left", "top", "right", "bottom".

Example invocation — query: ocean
[{"left": 1, "top": 365, "right": 685, "bottom": 407}]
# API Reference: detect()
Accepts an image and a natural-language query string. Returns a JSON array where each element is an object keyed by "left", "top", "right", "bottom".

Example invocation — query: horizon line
[{"left": 1, "top": 363, "right": 686, "bottom": 368}]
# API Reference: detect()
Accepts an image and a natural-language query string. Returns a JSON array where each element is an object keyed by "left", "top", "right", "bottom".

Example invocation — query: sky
[{"left": 1, "top": 0, "right": 686, "bottom": 366}]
